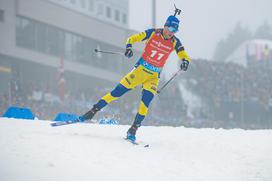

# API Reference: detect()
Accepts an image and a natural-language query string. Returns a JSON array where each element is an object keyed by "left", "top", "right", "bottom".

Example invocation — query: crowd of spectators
[
  {"left": 182, "top": 58, "right": 272, "bottom": 129},
  {"left": 1, "top": 58, "right": 272, "bottom": 129},
  {"left": 0, "top": 79, "right": 138, "bottom": 123}
]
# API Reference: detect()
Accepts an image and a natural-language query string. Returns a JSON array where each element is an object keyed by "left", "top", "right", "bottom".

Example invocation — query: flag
[{"left": 58, "top": 57, "right": 65, "bottom": 101}]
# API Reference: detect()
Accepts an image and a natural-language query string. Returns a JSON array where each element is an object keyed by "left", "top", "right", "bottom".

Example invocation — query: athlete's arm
[
  {"left": 126, "top": 29, "right": 155, "bottom": 48},
  {"left": 174, "top": 37, "right": 191, "bottom": 62}
]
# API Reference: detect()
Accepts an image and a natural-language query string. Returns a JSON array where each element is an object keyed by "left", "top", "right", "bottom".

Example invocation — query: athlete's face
[{"left": 163, "top": 26, "right": 175, "bottom": 39}]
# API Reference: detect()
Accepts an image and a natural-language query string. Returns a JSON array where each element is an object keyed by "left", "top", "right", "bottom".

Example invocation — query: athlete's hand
[
  {"left": 180, "top": 59, "right": 189, "bottom": 71},
  {"left": 125, "top": 48, "right": 133, "bottom": 58}
]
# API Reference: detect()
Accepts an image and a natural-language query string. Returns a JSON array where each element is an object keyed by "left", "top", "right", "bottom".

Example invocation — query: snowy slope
[{"left": 0, "top": 118, "right": 272, "bottom": 181}]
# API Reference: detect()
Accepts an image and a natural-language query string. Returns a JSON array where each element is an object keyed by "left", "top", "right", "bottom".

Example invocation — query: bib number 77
[{"left": 150, "top": 50, "right": 165, "bottom": 61}]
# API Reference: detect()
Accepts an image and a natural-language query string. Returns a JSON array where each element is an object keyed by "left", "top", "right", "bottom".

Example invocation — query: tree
[
  {"left": 254, "top": 20, "right": 272, "bottom": 40},
  {"left": 213, "top": 22, "right": 252, "bottom": 61}
]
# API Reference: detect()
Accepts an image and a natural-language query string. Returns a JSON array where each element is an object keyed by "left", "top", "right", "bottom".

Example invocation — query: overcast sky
[{"left": 129, "top": 0, "right": 272, "bottom": 60}]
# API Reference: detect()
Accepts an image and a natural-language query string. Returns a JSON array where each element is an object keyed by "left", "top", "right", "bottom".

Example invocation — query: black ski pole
[
  {"left": 157, "top": 69, "right": 182, "bottom": 94},
  {"left": 94, "top": 49, "right": 124, "bottom": 56}
]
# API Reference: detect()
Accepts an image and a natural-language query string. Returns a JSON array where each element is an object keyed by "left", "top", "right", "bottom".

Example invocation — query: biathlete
[{"left": 78, "top": 15, "right": 190, "bottom": 143}]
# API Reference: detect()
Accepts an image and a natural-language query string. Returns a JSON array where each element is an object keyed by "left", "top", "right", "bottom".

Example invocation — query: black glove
[
  {"left": 125, "top": 48, "right": 133, "bottom": 58},
  {"left": 180, "top": 59, "right": 189, "bottom": 71}
]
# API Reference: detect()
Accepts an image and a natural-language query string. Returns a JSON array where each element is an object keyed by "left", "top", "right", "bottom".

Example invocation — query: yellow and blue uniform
[
  {"left": 126, "top": 28, "right": 190, "bottom": 63},
  {"left": 94, "top": 28, "right": 190, "bottom": 126}
]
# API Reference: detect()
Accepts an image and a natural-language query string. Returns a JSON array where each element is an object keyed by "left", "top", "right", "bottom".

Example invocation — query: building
[
  {"left": 0, "top": 0, "right": 143, "bottom": 101},
  {"left": 0, "top": 0, "right": 148, "bottom": 121}
]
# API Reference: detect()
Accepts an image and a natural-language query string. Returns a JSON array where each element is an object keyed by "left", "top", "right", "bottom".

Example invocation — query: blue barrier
[
  {"left": 2, "top": 106, "right": 35, "bottom": 120},
  {"left": 54, "top": 113, "right": 78, "bottom": 122}
]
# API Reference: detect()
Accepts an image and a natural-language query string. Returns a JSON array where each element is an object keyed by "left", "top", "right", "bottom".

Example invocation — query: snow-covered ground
[{"left": 0, "top": 118, "right": 272, "bottom": 181}]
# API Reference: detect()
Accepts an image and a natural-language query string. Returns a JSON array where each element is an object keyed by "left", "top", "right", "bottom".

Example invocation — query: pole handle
[{"left": 94, "top": 49, "right": 124, "bottom": 56}]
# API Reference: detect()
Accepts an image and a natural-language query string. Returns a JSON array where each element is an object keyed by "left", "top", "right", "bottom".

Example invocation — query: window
[
  {"left": 114, "top": 10, "right": 120, "bottom": 22},
  {"left": 58, "top": 30, "right": 65, "bottom": 57},
  {"left": 16, "top": 16, "right": 66, "bottom": 57},
  {"left": 88, "top": 0, "right": 94, "bottom": 12},
  {"left": 0, "top": 9, "right": 4, "bottom": 22},
  {"left": 46, "top": 26, "right": 59, "bottom": 56},
  {"left": 97, "top": 3, "right": 104, "bottom": 15},
  {"left": 15, "top": 16, "right": 126, "bottom": 73},
  {"left": 16, "top": 18, "right": 23, "bottom": 46},
  {"left": 106, "top": 7, "right": 111, "bottom": 18},
  {"left": 73, "top": 35, "right": 84, "bottom": 62},
  {"left": 65, "top": 32, "right": 73, "bottom": 60},
  {"left": 80, "top": 0, "right": 86, "bottom": 9},
  {"left": 35, "top": 22, "right": 47, "bottom": 53},
  {"left": 16, "top": 17, "right": 35, "bottom": 49},
  {"left": 122, "top": 13, "right": 127, "bottom": 25}
]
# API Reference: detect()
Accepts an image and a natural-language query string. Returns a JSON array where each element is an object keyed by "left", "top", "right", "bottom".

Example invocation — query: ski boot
[
  {"left": 80, "top": 105, "right": 100, "bottom": 122},
  {"left": 126, "top": 125, "right": 139, "bottom": 143}
]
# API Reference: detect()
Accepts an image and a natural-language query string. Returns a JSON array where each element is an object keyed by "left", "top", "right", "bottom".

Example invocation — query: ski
[
  {"left": 51, "top": 119, "right": 80, "bottom": 127},
  {"left": 124, "top": 138, "right": 149, "bottom": 147},
  {"left": 124, "top": 137, "right": 139, "bottom": 145}
]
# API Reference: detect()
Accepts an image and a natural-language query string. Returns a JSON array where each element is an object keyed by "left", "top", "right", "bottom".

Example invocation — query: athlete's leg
[
  {"left": 81, "top": 67, "right": 143, "bottom": 121},
  {"left": 127, "top": 89, "right": 155, "bottom": 135},
  {"left": 127, "top": 76, "right": 159, "bottom": 137}
]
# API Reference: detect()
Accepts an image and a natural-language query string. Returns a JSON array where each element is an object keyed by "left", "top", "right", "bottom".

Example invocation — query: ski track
[{"left": 0, "top": 118, "right": 272, "bottom": 181}]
